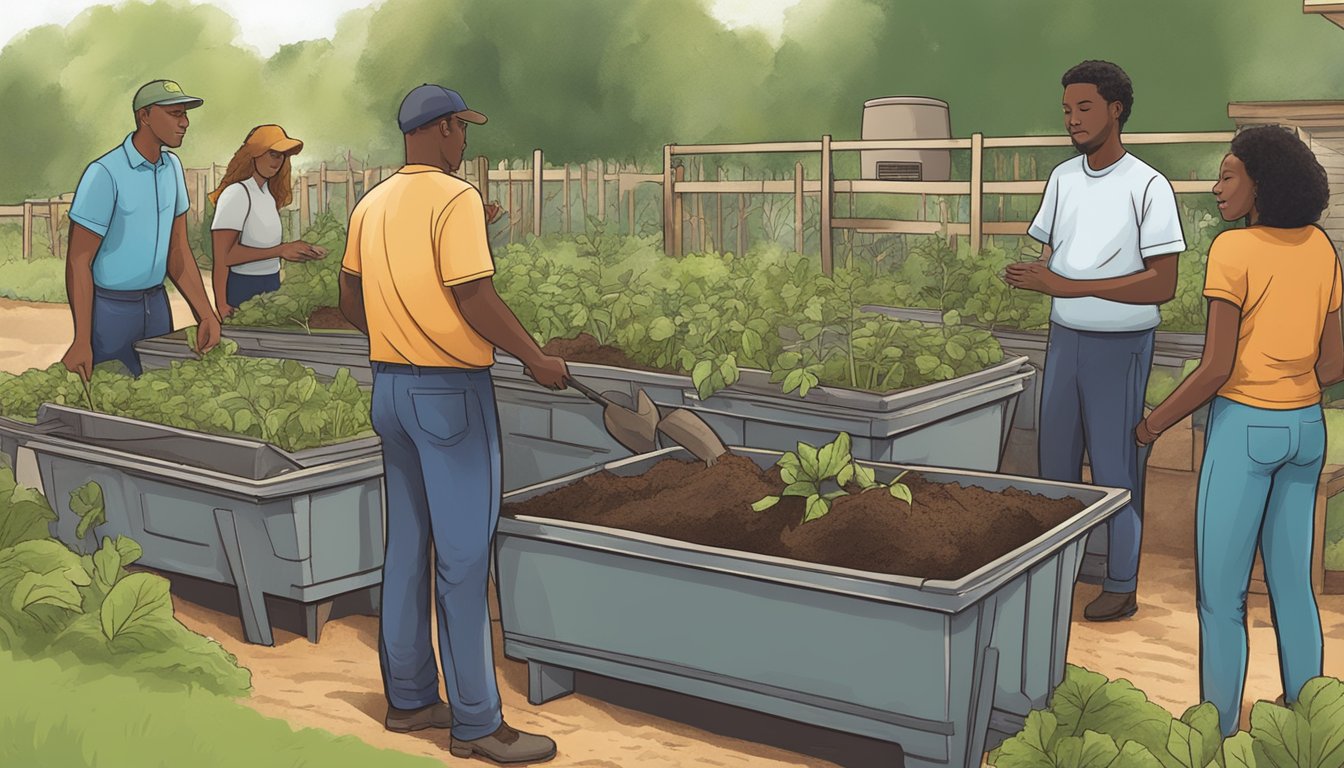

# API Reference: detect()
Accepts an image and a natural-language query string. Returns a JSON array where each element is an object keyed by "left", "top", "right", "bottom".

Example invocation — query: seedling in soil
[{"left": 751, "top": 432, "right": 913, "bottom": 523}]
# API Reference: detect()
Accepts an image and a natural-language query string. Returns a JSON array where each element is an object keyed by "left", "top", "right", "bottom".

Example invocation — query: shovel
[
  {"left": 656, "top": 408, "right": 728, "bottom": 466},
  {"left": 565, "top": 377, "right": 660, "bottom": 455}
]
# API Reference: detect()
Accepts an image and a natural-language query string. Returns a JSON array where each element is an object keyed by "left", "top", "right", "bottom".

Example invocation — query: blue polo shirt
[{"left": 68, "top": 134, "right": 191, "bottom": 291}]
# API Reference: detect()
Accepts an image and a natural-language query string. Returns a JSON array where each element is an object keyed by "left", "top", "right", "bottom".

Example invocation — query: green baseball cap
[{"left": 132, "top": 80, "right": 204, "bottom": 112}]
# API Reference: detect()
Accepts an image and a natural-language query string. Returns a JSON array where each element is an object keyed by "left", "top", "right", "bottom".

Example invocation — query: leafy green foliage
[
  {"left": 0, "top": 340, "right": 373, "bottom": 453},
  {"left": 752, "top": 432, "right": 912, "bottom": 523},
  {"left": 492, "top": 238, "right": 1005, "bottom": 398},
  {"left": 0, "top": 476, "right": 250, "bottom": 694},
  {"left": 991, "top": 664, "right": 1344, "bottom": 768},
  {"left": 1146, "top": 359, "right": 1202, "bottom": 409},
  {"left": 70, "top": 481, "right": 105, "bottom": 541},
  {"left": 898, "top": 235, "right": 1051, "bottom": 332},
  {"left": 1160, "top": 204, "right": 1234, "bottom": 333},
  {"left": 0, "top": 464, "right": 56, "bottom": 550},
  {"left": 1247, "top": 677, "right": 1344, "bottom": 768},
  {"left": 227, "top": 212, "right": 348, "bottom": 330}
]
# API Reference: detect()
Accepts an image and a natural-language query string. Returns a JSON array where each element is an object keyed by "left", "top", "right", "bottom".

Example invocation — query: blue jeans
[
  {"left": 1038, "top": 323, "right": 1154, "bottom": 592},
  {"left": 91, "top": 284, "right": 172, "bottom": 377},
  {"left": 226, "top": 271, "right": 280, "bottom": 307},
  {"left": 1198, "top": 397, "right": 1325, "bottom": 736},
  {"left": 371, "top": 362, "right": 503, "bottom": 741}
]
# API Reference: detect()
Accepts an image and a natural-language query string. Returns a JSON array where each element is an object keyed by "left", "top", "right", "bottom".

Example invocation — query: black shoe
[
  {"left": 385, "top": 701, "right": 452, "bottom": 733},
  {"left": 1084, "top": 591, "right": 1137, "bottom": 622}
]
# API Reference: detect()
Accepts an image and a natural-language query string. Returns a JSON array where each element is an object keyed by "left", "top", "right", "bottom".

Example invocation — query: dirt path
[
  {"left": 3, "top": 296, "right": 1342, "bottom": 764},
  {"left": 0, "top": 291, "right": 200, "bottom": 375}
]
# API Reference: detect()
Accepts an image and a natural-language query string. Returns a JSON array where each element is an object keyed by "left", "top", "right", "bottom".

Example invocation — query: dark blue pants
[
  {"left": 371, "top": 362, "right": 503, "bottom": 741},
  {"left": 225, "top": 271, "right": 280, "bottom": 308},
  {"left": 91, "top": 285, "right": 172, "bottom": 377},
  {"left": 1039, "top": 323, "right": 1154, "bottom": 592}
]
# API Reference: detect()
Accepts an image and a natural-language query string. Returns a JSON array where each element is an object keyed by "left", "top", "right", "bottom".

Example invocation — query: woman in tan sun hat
[{"left": 207, "top": 124, "right": 326, "bottom": 316}]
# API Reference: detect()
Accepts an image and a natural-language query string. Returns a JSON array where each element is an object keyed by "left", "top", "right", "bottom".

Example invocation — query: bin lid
[{"left": 863, "top": 96, "right": 949, "bottom": 109}]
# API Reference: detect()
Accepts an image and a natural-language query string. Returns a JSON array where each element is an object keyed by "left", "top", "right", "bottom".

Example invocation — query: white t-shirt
[
  {"left": 211, "top": 177, "right": 282, "bottom": 276},
  {"left": 1028, "top": 153, "right": 1186, "bottom": 332}
]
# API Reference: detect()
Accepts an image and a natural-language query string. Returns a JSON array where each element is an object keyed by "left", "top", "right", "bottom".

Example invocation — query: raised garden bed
[
  {"left": 494, "top": 443, "right": 1128, "bottom": 768},
  {"left": 860, "top": 305, "right": 1205, "bottom": 433},
  {"left": 137, "top": 329, "right": 1035, "bottom": 485},
  {"left": 25, "top": 403, "right": 383, "bottom": 647}
]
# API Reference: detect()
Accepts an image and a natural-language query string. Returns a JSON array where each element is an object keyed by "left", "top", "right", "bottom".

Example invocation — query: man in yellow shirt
[{"left": 339, "top": 84, "right": 567, "bottom": 765}]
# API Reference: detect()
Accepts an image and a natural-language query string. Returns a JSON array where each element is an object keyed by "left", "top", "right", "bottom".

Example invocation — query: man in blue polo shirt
[{"left": 62, "top": 79, "right": 220, "bottom": 379}]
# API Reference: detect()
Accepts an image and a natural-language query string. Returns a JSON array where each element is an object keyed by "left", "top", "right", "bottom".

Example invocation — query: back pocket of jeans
[
  {"left": 411, "top": 390, "right": 469, "bottom": 444},
  {"left": 1291, "top": 417, "right": 1326, "bottom": 466},
  {"left": 1247, "top": 425, "right": 1291, "bottom": 466}
]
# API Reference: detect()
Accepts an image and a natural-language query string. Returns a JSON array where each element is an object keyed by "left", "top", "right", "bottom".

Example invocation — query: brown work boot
[
  {"left": 385, "top": 700, "right": 452, "bottom": 733},
  {"left": 1084, "top": 591, "right": 1137, "bottom": 622},
  {"left": 449, "top": 722, "right": 557, "bottom": 764}
]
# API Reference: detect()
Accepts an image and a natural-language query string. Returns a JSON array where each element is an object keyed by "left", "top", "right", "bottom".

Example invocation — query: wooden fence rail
[
  {"left": 663, "top": 131, "right": 1239, "bottom": 274},
  {"left": 2, "top": 131, "right": 1237, "bottom": 270}
]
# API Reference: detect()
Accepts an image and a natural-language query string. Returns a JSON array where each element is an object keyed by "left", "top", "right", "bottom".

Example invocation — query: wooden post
[
  {"left": 673, "top": 165, "right": 685, "bottom": 257},
  {"left": 662, "top": 145, "right": 675, "bottom": 256},
  {"left": 628, "top": 180, "right": 636, "bottom": 237},
  {"left": 21, "top": 201, "right": 32, "bottom": 262},
  {"left": 794, "top": 162, "right": 805, "bottom": 255},
  {"left": 1013, "top": 153, "right": 1020, "bottom": 180},
  {"left": 532, "top": 149, "right": 543, "bottom": 237},
  {"left": 579, "top": 162, "right": 589, "bottom": 227},
  {"left": 820, "top": 134, "right": 833, "bottom": 276},
  {"left": 346, "top": 155, "right": 357, "bottom": 221},
  {"left": 506, "top": 161, "right": 515, "bottom": 244},
  {"left": 317, "top": 162, "right": 328, "bottom": 215},
  {"left": 717, "top": 167, "right": 725, "bottom": 255},
  {"left": 476, "top": 156, "right": 489, "bottom": 198},
  {"left": 47, "top": 199, "right": 60, "bottom": 258},
  {"left": 596, "top": 159, "right": 606, "bottom": 222},
  {"left": 298, "top": 172, "right": 310, "bottom": 231},
  {"left": 562, "top": 163, "right": 571, "bottom": 234},
  {"left": 970, "top": 132, "right": 984, "bottom": 254},
  {"left": 737, "top": 191, "right": 746, "bottom": 257}
]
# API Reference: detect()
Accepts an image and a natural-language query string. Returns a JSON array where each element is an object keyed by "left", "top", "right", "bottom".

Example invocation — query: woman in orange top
[{"left": 1137, "top": 125, "right": 1343, "bottom": 736}]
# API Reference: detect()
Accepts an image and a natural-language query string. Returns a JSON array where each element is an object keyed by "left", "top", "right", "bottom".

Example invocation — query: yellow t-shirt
[
  {"left": 1203, "top": 226, "right": 1342, "bottom": 409},
  {"left": 341, "top": 165, "right": 495, "bottom": 367}
]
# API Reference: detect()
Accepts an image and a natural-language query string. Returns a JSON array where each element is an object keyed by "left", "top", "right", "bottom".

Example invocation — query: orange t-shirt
[
  {"left": 341, "top": 165, "right": 495, "bottom": 367},
  {"left": 1203, "top": 226, "right": 1342, "bottom": 409}
]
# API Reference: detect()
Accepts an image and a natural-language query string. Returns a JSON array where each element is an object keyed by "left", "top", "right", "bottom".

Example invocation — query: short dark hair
[
  {"left": 1062, "top": 60, "right": 1134, "bottom": 128},
  {"left": 1230, "top": 125, "right": 1330, "bottom": 228}
]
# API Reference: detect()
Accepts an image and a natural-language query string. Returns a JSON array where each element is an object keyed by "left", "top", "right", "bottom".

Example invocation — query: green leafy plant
[
  {"left": 1245, "top": 676, "right": 1344, "bottom": 768},
  {"left": 0, "top": 471, "right": 249, "bottom": 694},
  {"left": 0, "top": 340, "right": 373, "bottom": 453},
  {"left": 70, "top": 481, "right": 105, "bottom": 541},
  {"left": 990, "top": 665, "right": 1225, "bottom": 768},
  {"left": 226, "top": 212, "right": 347, "bottom": 329},
  {"left": 752, "top": 432, "right": 912, "bottom": 522}
]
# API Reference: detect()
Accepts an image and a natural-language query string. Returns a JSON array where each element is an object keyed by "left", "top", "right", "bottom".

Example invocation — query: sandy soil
[{"left": 4, "top": 296, "right": 1342, "bottom": 766}]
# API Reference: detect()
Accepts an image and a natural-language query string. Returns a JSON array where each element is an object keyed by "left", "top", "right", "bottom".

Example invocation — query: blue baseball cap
[{"left": 398, "top": 84, "right": 487, "bottom": 133}]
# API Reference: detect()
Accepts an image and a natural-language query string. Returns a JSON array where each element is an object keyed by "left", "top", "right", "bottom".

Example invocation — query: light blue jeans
[
  {"left": 1197, "top": 397, "right": 1325, "bottom": 736},
  {"left": 371, "top": 362, "right": 504, "bottom": 741}
]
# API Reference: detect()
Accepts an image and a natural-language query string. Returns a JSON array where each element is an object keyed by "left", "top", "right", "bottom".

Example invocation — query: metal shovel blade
[
  {"left": 656, "top": 408, "right": 728, "bottom": 466},
  {"left": 600, "top": 388, "right": 660, "bottom": 454}
]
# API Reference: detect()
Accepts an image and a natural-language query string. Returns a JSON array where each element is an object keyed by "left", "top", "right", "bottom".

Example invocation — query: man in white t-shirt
[{"left": 1006, "top": 60, "right": 1185, "bottom": 622}]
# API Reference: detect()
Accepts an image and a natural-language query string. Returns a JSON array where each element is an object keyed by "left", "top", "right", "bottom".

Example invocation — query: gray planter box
[
  {"left": 495, "top": 447, "right": 1128, "bottom": 768},
  {"left": 138, "top": 329, "right": 1034, "bottom": 479},
  {"left": 861, "top": 306, "right": 1204, "bottom": 432},
  {"left": 0, "top": 416, "right": 42, "bottom": 473},
  {"left": 24, "top": 404, "right": 384, "bottom": 647}
]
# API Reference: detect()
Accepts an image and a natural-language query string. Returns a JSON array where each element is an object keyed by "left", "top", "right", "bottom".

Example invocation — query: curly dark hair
[
  {"left": 1061, "top": 60, "right": 1134, "bottom": 128},
  {"left": 1230, "top": 125, "right": 1331, "bottom": 228}
]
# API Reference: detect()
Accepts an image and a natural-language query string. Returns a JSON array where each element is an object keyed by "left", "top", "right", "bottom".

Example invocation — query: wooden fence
[
  {"left": 662, "top": 131, "right": 1239, "bottom": 274},
  {"left": 3, "top": 131, "right": 1238, "bottom": 268},
  {"left": 0, "top": 153, "right": 665, "bottom": 259}
]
